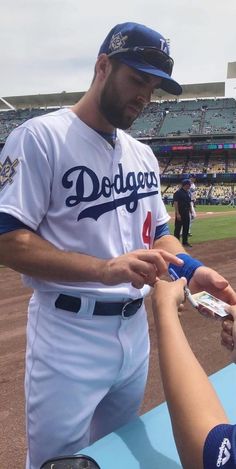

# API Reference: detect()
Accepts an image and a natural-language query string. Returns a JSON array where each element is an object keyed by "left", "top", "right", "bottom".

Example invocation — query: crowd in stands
[
  {"left": 0, "top": 98, "right": 236, "bottom": 142},
  {"left": 128, "top": 102, "right": 164, "bottom": 137},
  {"left": 1, "top": 97, "right": 235, "bottom": 143},
  {"left": 162, "top": 183, "right": 235, "bottom": 206},
  {"left": 228, "top": 157, "right": 236, "bottom": 172},
  {"left": 158, "top": 154, "right": 236, "bottom": 176},
  {"left": 0, "top": 108, "right": 58, "bottom": 143},
  {"left": 184, "top": 157, "right": 207, "bottom": 174},
  {"left": 0, "top": 99, "right": 235, "bottom": 207},
  {"left": 127, "top": 97, "right": 236, "bottom": 138}
]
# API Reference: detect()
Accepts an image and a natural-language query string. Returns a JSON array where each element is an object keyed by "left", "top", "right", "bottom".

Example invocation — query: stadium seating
[
  {"left": 127, "top": 97, "right": 236, "bottom": 138},
  {"left": 161, "top": 182, "right": 235, "bottom": 206},
  {"left": 1, "top": 98, "right": 236, "bottom": 142},
  {"left": 0, "top": 108, "right": 59, "bottom": 143},
  {"left": 0, "top": 98, "right": 235, "bottom": 206}
]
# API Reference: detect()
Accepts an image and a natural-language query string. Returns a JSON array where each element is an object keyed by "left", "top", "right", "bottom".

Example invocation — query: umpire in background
[{"left": 173, "top": 179, "right": 192, "bottom": 247}]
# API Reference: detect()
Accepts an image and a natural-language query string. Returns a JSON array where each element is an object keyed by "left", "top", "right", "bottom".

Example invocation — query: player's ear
[{"left": 95, "top": 54, "right": 112, "bottom": 81}]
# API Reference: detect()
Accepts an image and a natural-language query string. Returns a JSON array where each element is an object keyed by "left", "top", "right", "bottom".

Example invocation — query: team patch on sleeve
[{"left": 0, "top": 156, "right": 19, "bottom": 191}]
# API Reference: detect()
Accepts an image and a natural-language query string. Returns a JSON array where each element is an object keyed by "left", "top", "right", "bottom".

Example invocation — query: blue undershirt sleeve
[
  {"left": 0, "top": 212, "right": 33, "bottom": 234},
  {"left": 154, "top": 222, "right": 170, "bottom": 240}
]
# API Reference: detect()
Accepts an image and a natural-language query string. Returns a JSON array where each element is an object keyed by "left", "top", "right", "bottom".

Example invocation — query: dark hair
[
  {"left": 109, "top": 57, "right": 124, "bottom": 71},
  {"left": 91, "top": 56, "right": 122, "bottom": 85}
]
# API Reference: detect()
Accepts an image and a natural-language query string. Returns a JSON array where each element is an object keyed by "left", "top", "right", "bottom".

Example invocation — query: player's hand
[
  {"left": 152, "top": 277, "right": 187, "bottom": 315},
  {"left": 101, "top": 249, "right": 183, "bottom": 289},
  {"left": 221, "top": 305, "right": 236, "bottom": 359},
  {"left": 189, "top": 266, "right": 236, "bottom": 305}
]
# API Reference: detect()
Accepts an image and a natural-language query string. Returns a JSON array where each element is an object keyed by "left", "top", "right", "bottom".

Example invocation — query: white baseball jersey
[
  {"left": 189, "top": 182, "right": 197, "bottom": 201},
  {"left": 0, "top": 108, "right": 170, "bottom": 299}
]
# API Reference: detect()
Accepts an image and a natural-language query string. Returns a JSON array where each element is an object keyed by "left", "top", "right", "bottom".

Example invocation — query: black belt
[{"left": 55, "top": 294, "right": 143, "bottom": 319}]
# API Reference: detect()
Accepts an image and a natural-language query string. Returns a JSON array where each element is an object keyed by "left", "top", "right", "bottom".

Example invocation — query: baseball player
[
  {"left": 189, "top": 174, "right": 197, "bottom": 235},
  {"left": 0, "top": 22, "right": 236, "bottom": 469}
]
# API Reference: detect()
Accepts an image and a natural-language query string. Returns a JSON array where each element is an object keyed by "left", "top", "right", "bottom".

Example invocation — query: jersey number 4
[{"left": 142, "top": 211, "right": 152, "bottom": 248}]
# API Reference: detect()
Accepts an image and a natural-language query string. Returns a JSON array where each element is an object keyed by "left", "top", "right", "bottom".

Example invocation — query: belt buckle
[
  {"left": 121, "top": 300, "right": 133, "bottom": 320},
  {"left": 121, "top": 298, "right": 143, "bottom": 320}
]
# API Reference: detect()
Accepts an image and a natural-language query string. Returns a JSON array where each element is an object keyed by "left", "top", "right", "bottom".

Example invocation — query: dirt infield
[
  {"left": 168, "top": 208, "right": 236, "bottom": 220},
  {"left": 195, "top": 209, "right": 236, "bottom": 218},
  {"left": 0, "top": 238, "right": 236, "bottom": 468}
]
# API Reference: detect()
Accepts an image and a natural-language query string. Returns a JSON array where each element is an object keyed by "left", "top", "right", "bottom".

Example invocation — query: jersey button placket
[
  {"left": 118, "top": 206, "right": 132, "bottom": 252},
  {"left": 112, "top": 146, "right": 132, "bottom": 253}
]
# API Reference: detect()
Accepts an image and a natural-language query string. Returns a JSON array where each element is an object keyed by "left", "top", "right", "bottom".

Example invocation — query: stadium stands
[
  {"left": 0, "top": 96, "right": 235, "bottom": 206},
  {"left": 1, "top": 98, "right": 235, "bottom": 142},
  {"left": 127, "top": 97, "right": 236, "bottom": 138},
  {"left": 161, "top": 182, "right": 235, "bottom": 206},
  {"left": 0, "top": 108, "right": 58, "bottom": 143}
]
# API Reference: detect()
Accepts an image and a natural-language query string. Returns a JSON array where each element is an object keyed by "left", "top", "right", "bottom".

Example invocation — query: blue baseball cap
[
  {"left": 181, "top": 178, "right": 191, "bottom": 185},
  {"left": 98, "top": 22, "right": 182, "bottom": 96}
]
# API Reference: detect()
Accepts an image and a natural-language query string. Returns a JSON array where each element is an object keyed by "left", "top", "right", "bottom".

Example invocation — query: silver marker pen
[{"left": 168, "top": 267, "right": 199, "bottom": 309}]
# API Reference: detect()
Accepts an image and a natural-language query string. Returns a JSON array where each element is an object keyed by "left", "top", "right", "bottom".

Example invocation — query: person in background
[
  {"left": 152, "top": 277, "right": 236, "bottom": 469},
  {"left": 189, "top": 174, "right": 197, "bottom": 236},
  {"left": 173, "top": 178, "right": 193, "bottom": 247},
  {"left": 229, "top": 193, "right": 235, "bottom": 207}
]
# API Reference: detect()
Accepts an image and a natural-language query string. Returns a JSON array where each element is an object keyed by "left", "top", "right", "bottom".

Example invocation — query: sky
[{"left": 1, "top": 0, "right": 236, "bottom": 98}]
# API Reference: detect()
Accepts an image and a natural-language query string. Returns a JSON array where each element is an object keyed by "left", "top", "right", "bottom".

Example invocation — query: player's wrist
[
  {"left": 168, "top": 254, "right": 204, "bottom": 284},
  {"left": 98, "top": 259, "right": 112, "bottom": 285}
]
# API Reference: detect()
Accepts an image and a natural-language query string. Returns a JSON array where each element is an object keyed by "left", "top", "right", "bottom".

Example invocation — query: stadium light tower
[{"left": 226, "top": 62, "right": 236, "bottom": 98}]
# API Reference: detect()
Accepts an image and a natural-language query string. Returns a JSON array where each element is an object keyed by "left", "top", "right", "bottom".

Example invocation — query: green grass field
[
  {"left": 168, "top": 205, "right": 236, "bottom": 243},
  {"left": 168, "top": 204, "right": 236, "bottom": 214},
  {"left": 191, "top": 204, "right": 236, "bottom": 213}
]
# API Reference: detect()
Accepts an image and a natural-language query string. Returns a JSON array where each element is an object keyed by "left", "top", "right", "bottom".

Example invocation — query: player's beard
[{"left": 99, "top": 73, "right": 143, "bottom": 130}]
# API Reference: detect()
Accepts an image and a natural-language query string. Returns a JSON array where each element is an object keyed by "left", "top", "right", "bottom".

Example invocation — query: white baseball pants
[{"left": 25, "top": 292, "right": 150, "bottom": 469}]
